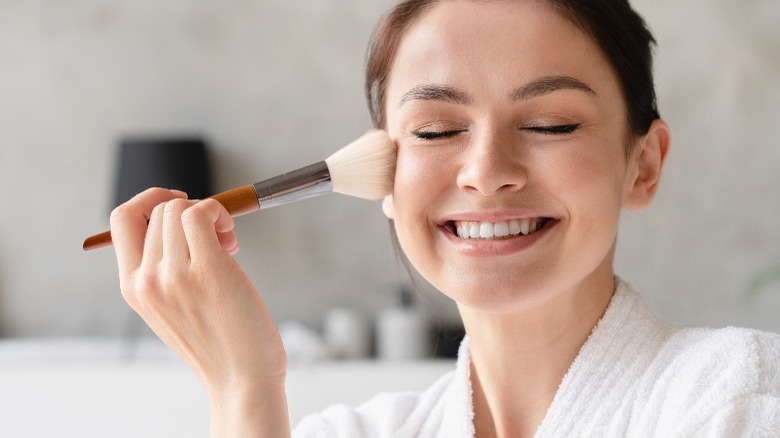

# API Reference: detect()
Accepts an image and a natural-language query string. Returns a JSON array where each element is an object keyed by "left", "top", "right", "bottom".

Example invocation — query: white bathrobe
[{"left": 293, "top": 279, "right": 780, "bottom": 437}]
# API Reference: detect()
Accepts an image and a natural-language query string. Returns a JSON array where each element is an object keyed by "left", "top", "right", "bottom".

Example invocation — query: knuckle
[
  {"left": 143, "top": 187, "right": 171, "bottom": 197},
  {"left": 109, "top": 204, "right": 130, "bottom": 226},
  {"left": 200, "top": 198, "right": 221, "bottom": 208},
  {"left": 179, "top": 207, "right": 196, "bottom": 226},
  {"left": 162, "top": 267, "right": 191, "bottom": 291},
  {"left": 149, "top": 201, "right": 168, "bottom": 221},
  {"left": 198, "top": 198, "right": 221, "bottom": 212},
  {"left": 181, "top": 199, "right": 212, "bottom": 223},
  {"left": 163, "top": 198, "right": 186, "bottom": 217},
  {"left": 152, "top": 200, "right": 168, "bottom": 214},
  {"left": 118, "top": 276, "right": 134, "bottom": 301},
  {"left": 169, "top": 197, "right": 191, "bottom": 209},
  {"left": 132, "top": 187, "right": 170, "bottom": 206},
  {"left": 133, "top": 272, "right": 158, "bottom": 296},
  {"left": 128, "top": 271, "right": 165, "bottom": 308},
  {"left": 110, "top": 187, "right": 179, "bottom": 227},
  {"left": 119, "top": 272, "right": 147, "bottom": 309}
]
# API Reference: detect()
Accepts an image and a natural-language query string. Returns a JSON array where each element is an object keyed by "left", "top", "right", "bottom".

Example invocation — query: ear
[
  {"left": 381, "top": 194, "right": 395, "bottom": 219},
  {"left": 624, "top": 119, "right": 670, "bottom": 211}
]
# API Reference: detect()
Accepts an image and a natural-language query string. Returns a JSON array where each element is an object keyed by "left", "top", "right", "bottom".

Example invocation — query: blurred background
[
  {"left": 0, "top": 0, "right": 778, "bottom": 351},
  {"left": 0, "top": 0, "right": 778, "bottom": 435}
]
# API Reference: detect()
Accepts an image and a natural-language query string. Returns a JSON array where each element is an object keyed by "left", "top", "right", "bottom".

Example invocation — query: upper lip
[{"left": 437, "top": 210, "right": 562, "bottom": 226}]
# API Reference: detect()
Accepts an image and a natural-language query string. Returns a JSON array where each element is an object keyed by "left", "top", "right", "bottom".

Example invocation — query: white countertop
[{"left": 0, "top": 338, "right": 455, "bottom": 437}]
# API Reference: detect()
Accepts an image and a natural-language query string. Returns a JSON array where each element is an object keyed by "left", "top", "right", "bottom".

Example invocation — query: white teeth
[
  {"left": 494, "top": 222, "right": 509, "bottom": 237},
  {"left": 479, "top": 222, "right": 494, "bottom": 238},
  {"left": 519, "top": 219, "right": 531, "bottom": 235},
  {"left": 469, "top": 223, "right": 480, "bottom": 238},
  {"left": 453, "top": 219, "right": 548, "bottom": 240},
  {"left": 509, "top": 219, "right": 521, "bottom": 235}
]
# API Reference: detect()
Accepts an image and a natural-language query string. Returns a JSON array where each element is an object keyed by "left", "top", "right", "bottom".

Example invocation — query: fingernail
[{"left": 170, "top": 189, "right": 188, "bottom": 198}]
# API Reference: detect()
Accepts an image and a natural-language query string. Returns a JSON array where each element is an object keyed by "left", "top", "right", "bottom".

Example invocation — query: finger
[
  {"left": 217, "top": 230, "right": 240, "bottom": 255},
  {"left": 181, "top": 199, "right": 236, "bottom": 263},
  {"left": 163, "top": 198, "right": 198, "bottom": 265},
  {"left": 143, "top": 201, "right": 167, "bottom": 266},
  {"left": 110, "top": 188, "right": 188, "bottom": 276}
]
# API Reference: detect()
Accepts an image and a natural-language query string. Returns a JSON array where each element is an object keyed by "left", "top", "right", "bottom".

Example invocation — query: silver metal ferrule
[{"left": 253, "top": 161, "right": 332, "bottom": 210}]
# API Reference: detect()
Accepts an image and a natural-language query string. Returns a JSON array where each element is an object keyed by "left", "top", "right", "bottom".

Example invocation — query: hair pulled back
[{"left": 365, "top": 0, "right": 660, "bottom": 143}]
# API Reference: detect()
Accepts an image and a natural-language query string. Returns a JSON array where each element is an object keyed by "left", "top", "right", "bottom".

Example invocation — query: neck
[{"left": 458, "top": 266, "right": 616, "bottom": 438}]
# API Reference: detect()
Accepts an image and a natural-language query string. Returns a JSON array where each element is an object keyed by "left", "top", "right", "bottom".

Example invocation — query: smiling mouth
[{"left": 448, "top": 218, "right": 555, "bottom": 240}]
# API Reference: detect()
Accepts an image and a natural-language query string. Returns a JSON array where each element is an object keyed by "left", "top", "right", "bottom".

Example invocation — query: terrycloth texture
[{"left": 293, "top": 279, "right": 780, "bottom": 437}]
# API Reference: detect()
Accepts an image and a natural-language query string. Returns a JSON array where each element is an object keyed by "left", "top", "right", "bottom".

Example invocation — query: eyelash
[
  {"left": 524, "top": 123, "right": 581, "bottom": 134},
  {"left": 412, "top": 124, "right": 581, "bottom": 140},
  {"left": 413, "top": 129, "right": 464, "bottom": 140}
]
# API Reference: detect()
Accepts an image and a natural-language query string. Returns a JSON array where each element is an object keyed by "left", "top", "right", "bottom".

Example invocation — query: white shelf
[{"left": 0, "top": 338, "right": 455, "bottom": 437}]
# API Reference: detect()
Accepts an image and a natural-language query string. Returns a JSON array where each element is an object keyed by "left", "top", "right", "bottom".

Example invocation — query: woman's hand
[{"left": 109, "top": 188, "right": 290, "bottom": 437}]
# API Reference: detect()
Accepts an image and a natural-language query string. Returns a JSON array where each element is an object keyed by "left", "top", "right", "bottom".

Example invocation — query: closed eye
[
  {"left": 524, "top": 124, "right": 581, "bottom": 134},
  {"left": 413, "top": 129, "right": 466, "bottom": 140}
]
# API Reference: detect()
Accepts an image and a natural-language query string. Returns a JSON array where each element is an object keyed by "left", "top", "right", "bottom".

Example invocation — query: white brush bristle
[{"left": 325, "top": 130, "right": 396, "bottom": 200}]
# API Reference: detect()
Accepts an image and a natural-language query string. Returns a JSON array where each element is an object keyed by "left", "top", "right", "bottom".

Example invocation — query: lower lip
[{"left": 440, "top": 220, "right": 557, "bottom": 257}]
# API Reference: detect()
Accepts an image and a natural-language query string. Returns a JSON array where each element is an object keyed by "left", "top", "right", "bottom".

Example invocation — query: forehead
[{"left": 385, "top": 0, "right": 621, "bottom": 106}]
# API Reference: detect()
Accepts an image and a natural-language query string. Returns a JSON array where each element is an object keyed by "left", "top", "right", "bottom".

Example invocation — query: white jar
[
  {"left": 323, "top": 307, "right": 371, "bottom": 360},
  {"left": 376, "top": 288, "right": 429, "bottom": 360}
]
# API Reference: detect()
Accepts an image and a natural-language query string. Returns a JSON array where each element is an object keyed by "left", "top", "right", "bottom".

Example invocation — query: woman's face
[{"left": 382, "top": 0, "right": 646, "bottom": 312}]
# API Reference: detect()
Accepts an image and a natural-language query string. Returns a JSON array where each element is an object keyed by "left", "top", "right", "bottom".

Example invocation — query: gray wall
[
  {"left": 0, "top": 0, "right": 778, "bottom": 337},
  {"left": 617, "top": 0, "right": 780, "bottom": 331}
]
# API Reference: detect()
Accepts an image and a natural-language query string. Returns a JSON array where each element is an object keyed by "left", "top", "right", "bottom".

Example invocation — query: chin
[{"left": 433, "top": 268, "right": 559, "bottom": 314}]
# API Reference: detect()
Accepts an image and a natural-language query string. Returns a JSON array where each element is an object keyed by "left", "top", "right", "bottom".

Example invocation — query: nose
[{"left": 456, "top": 131, "right": 528, "bottom": 196}]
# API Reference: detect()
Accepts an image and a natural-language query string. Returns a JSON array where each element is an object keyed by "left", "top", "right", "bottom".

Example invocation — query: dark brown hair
[{"left": 365, "top": 0, "right": 660, "bottom": 142}]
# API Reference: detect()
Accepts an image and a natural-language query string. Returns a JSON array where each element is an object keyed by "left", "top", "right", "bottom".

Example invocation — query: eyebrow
[
  {"left": 508, "top": 75, "right": 596, "bottom": 101},
  {"left": 398, "top": 75, "right": 596, "bottom": 107},
  {"left": 399, "top": 84, "right": 472, "bottom": 106}
]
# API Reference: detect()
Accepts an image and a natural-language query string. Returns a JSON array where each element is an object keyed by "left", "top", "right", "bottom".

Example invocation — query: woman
[{"left": 109, "top": 0, "right": 780, "bottom": 436}]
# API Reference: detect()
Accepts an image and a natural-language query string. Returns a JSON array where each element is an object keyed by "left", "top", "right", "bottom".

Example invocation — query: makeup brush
[{"left": 83, "top": 129, "right": 395, "bottom": 251}]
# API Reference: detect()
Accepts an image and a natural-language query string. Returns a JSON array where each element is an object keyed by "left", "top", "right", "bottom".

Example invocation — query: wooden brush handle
[
  {"left": 82, "top": 185, "right": 260, "bottom": 251},
  {"left": 210, "top": 184, "right": 261, "bottom": 217}
]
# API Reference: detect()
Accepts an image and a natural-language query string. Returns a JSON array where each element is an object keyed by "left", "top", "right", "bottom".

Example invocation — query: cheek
[
  {"left": 391, "top": 149, "right": 432, "bottom": 240},
  {"left": 546, "top": 127, "right": 624, "bottom": 190},
  {"left": 392, "top": 146, "right": 453, "bottom": 211},
  {"left": 390, "top": 146, "right": 454, "bottom": 276},
  {"left": 394, "top": 148, "right": 430, "bottom": 193},
  {"left": 550, "top": 141, "right": 626, "bottom": 239}
]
